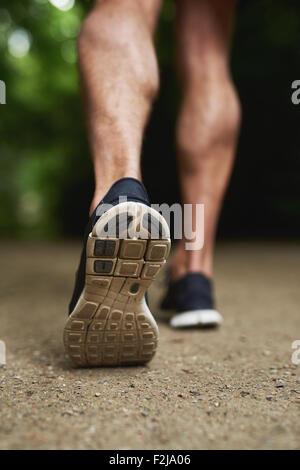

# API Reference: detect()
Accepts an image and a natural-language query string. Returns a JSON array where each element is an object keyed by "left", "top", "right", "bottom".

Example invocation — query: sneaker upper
[
  {"left": 161, "top": 272, "right": 215, "bottom": 313},
  {"left": 68, "top": 177, "right": 150, "bottom": 315}
]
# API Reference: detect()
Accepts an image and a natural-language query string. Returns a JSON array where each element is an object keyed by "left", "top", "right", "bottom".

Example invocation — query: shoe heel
[{"left": 64, "top": 203, "right": 170, "bottom": 367}]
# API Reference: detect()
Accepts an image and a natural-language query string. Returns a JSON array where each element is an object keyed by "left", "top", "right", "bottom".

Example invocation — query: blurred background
[{"left": 1, "top": 0, "right": 300, "bottom": 240}]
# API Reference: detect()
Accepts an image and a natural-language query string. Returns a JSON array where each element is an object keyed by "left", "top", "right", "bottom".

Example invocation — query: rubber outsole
[{"left": 64, "top": 202, "right": 171, "bottom": 367}]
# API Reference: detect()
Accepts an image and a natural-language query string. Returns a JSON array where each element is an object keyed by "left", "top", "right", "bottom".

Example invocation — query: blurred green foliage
[
  {"left": 0, "top": 0, "right": 89, "bottom": 237},
  {"left": 1, "top": 0, "right": 300, "bottom": 239}
]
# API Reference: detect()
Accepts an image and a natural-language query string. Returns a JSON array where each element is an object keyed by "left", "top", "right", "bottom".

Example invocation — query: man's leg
[
  {"left": 170, "top": 0, "right": 241, "bottom": 280},
  {"left": 65, "top": 0, "right": 171, "bottom": 366},
  {"left": 78, "top": 0, "right": 162, "bottom": 214}
]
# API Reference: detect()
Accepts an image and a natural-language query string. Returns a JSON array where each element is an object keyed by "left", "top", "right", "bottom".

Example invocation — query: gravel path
[{"left": 0, "top": 241, "right": 300, "bottom": 450}]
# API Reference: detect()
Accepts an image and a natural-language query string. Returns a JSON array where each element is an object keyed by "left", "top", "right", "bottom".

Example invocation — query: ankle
[
  {"left": 89, "top": 173, "right": 142, "bottom": 216},
  {"left": 169, "top": 248, "right": 213, "bottom": 281},
  {"left": 169, "top": 262, "right": 187, "bottom": 282},
  {"left": 188, "top": 267, "right": 212, "bottom": 280},
  {"left": 186, "top": 259, "right": 213, "bottom": 280},
  {"left": 89, "top": 193, "right": 103, "bottom": 216}
]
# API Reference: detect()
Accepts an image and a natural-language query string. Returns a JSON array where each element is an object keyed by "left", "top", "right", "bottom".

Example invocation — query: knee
[
  {"left": 177, "top": 70, "right": 241, "bottom": 162},
  {"left": 79, "top": 1, "right": 132, "bottom": 51},
  {"left": 78, "top": 1, "right": 159, "bottom": 99}
]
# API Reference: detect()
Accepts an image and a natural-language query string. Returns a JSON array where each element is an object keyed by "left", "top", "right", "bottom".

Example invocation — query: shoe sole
[{"left": 64, "top": 202, "right": 171, "bottom": 367}]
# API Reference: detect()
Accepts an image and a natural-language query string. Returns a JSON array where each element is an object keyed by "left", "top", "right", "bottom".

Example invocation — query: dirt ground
[{"left": 0, "top": 240, "right": 300, "bottom": 450}]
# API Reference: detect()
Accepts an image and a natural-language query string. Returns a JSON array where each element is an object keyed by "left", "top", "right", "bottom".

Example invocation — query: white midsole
[{"left": 170, "top": 309, "right": 223, "bottom": 328}]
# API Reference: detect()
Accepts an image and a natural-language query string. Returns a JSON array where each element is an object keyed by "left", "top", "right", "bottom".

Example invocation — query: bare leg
[
  {"left": 170, "top": 0, "right": 241, "bottom": 280},
  {"left": 78, "top": 0, "right": 162, "bottom": 214}
]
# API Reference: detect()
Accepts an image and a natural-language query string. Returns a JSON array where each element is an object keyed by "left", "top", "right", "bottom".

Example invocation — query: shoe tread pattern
[{"left": 64, "top": 236, "right": 170, "bottom": 366}]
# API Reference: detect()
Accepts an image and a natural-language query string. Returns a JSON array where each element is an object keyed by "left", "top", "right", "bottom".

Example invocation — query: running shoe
[
  {"left": 64, "top": 178, "right": 171, "bottom": 366},
  {"left": 160, "top": 272, "right": 223, "bottom": 328}
]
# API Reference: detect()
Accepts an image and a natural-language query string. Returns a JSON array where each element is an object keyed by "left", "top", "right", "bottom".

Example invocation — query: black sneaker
[
  {"left": 64, "top": 178, "right": 171, "bottom": 366},
  {"left": 160, "top": 273, "right": 222, "bottom": 328}
]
